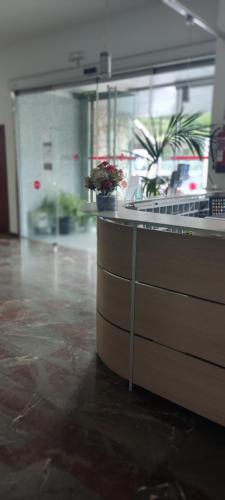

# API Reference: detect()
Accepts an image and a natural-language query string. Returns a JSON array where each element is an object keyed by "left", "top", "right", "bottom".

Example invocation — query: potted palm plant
[{"left": 134, "top": 111, "right": 210, "bottom": 197}]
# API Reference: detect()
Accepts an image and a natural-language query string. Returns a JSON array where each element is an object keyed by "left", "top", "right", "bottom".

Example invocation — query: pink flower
[
  {"left": 101, "top": 180, "right": 113, "bottom": 191},
  {"left": 121, "top": 179, "right": 128, "bottom": 189},
  {"left": 99, "top": 161, "right": 109, "bottom": 167},
  {"left": 85, "top": 162, "right": 124, "bottom": 194},
  {"left": 106, "top": 165, "right": 117, "bottom": 173}
]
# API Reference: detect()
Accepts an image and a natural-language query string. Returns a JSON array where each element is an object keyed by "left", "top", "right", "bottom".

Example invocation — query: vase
[
  {"left": 59, "top": 216, "right": 71, "bottom": 234},
  {"left": 96, "top": 194, "right": 117, "bottom": 211}
]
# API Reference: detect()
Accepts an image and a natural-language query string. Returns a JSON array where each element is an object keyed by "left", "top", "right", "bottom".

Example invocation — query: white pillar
[{"left": 208, "top": 0, "right": 225, "bottom": 189}]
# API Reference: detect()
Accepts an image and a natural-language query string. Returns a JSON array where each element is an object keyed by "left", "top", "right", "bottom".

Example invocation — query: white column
[{"left": 208, "top": 0, "right": 225, "bottom": 189}]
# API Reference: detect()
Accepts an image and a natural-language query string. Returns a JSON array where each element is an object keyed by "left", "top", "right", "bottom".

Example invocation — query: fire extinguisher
[{"left": 211, "top": 125, "right": 225, "bottom": 173}]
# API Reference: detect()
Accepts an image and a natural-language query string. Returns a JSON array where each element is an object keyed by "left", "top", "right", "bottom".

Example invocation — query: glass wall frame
[{"left": 15, "top": 57, "right": 215, "bottom": 249}]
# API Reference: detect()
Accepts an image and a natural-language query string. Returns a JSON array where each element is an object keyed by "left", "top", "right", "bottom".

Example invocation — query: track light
[{"left": 162, "top": 0, "right": 224, "bottom": 39}]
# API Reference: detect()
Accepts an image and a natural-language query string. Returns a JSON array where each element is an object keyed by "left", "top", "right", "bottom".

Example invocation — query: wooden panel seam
[
  {"left": 134, "top": 333, "right": 225, "bottom": 370},
  {"left": 97, "top": 264, "right": 131, "bottom": 282}
]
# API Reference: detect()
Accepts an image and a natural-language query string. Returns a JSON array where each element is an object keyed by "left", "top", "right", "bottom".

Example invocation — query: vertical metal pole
[
  {"left": 107, "top": 85, "right": 111, "bottom": 158},
  {"left": 113, "top": 86, "right": 117, "bottom": 162},
  {"left": 95, "top": 79, "right": 99, "bottom": 155},
  {"left": 129, "top": 223, "right": 137, "bottom": 392},
  {"left": 89, "top": 98, "right": 94, "bottom": 203}
]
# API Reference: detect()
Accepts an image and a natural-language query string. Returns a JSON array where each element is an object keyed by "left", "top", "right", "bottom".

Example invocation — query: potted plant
[
  {"left": 85, "top": 161, "right": 124, "bottom": 211},
  {"left": 28, "top": 208, "right": 50, "bottom": 234},
  {"left": 76, "top": 211, "right": 95, "bottom": 232},
  {"left": 134, "top": 111, "right": 210, "bottom": 197},
  {"left": 39, "top": 196, "right": 57, "bottom": 233},
  {"left": 58, "top": 192, "right": 83, "bottom": 234},
  {"left": 29, "top": 196, "right": 56, "bottom": 234}
]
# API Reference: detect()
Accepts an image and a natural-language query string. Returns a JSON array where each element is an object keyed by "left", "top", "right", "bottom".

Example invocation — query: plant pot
[
  {"left": 59, "top": 216, "right": 71, "bottom": 235},
  {"left": 96, "top": 194, "right": 117, "bottom": 212},
  {"left": 29, "top": 210, "right": 51, "bottom": 235}
]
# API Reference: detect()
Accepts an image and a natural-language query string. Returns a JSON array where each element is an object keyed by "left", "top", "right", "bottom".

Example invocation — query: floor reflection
[{"left": 0, "top": 237, "right": 223, "bottom": 500}]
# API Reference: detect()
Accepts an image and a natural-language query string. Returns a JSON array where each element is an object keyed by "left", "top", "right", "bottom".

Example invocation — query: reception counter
[{"left": 96, "top": 201, "right": 225, "bottom": 427}]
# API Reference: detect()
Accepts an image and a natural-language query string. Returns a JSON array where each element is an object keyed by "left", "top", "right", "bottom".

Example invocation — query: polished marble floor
[
  {"left": 0, "top": 237, "right": 224, "bottom": 500},
  {"left": 31, "top": 226, "right": 97, "bottom": 253}
]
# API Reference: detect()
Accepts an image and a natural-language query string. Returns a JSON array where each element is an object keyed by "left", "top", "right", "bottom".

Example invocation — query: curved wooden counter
[{"left": 97, "top": 216, "right": 225, "bottom": 427}]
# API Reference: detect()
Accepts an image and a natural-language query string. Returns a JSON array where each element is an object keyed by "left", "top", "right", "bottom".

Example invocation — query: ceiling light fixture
[
  {"left": 182, "top": 13, "right": 194, "bottom": 104},
  {"left": 162, "top": 0, "right": 225, "bottom": 39},
  {"left": 99, "top": 51, "right": 112, "bottom": 79}
]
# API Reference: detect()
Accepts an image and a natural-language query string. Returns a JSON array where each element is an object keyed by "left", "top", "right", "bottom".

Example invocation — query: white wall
[{"left": 0, "top": 0, "right": 217, "bottom": 232}]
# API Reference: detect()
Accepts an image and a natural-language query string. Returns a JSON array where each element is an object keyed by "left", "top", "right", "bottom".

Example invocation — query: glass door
[
  {"left": 16, "top": 87, "right": 97, "bottom": 252},
  {"left": 16, "top": 62, "right": 214, "bottom": 247},
  {"left": 16, "top": 91, "right": 60, "bottom": 246},
  {"left": 92, "top": 83, "right": 136, "bottom": 200}
]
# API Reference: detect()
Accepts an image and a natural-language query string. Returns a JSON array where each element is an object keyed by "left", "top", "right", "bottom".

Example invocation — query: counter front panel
[
  {"left": 97, "top": 218, "right": 132, "bottom": 279},
  {"left": 134, "top": 336, "right": 225, "bottom": 427},
  {"left": 135, "top": 283, "right": 225, "bottom": 368},
  {"left": 96, "top": 217, "right": 225, "bottom": 427},
  {"left": 97, "top": 313, "right": 129, "bottom": 380},
  {"left": 97, "top": 267, "right": 130, "bottom": 331},
  {"left": 136, "top": 228, "right": 225, "bottom": 304}
]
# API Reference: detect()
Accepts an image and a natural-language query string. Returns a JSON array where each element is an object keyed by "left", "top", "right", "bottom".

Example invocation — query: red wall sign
[{"left": 34, "top": 180, "right": 41, "bottom": 190}]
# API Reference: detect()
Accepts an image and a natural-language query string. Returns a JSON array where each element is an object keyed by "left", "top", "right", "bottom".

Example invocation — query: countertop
[{"left": 97, "top": 205, "right": 225, "bottom": 238}]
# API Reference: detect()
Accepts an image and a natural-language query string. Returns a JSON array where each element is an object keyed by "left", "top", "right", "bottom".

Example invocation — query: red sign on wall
[{"left": 34, "top": 180, "right": 41, "bottom": 190}]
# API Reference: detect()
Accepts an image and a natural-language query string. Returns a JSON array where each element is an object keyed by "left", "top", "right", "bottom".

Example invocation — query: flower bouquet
[{"left": 85, "top": 161, "right": 124, "bottom": 211}]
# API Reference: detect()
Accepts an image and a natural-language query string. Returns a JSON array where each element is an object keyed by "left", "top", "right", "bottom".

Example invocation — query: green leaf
[
  {"left": 134, "top": 130, "right": 157, "bottom": 160},
  {"left": 134, "top": 111, "right": 211, "bottom": 168}
]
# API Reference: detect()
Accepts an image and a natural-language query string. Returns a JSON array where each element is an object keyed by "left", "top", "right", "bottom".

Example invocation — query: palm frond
[
  {"left": 142, "top": 176, "right": 168, "bottom": 197},
  {"left": 181, "top": 112, "right": 202, "bottom": 127},
  {"left": 134, "top": 111, "right": 211, "bottom": 196},
  {"left": 134, "top": 130, "right": 157, "bottom": 159},
  {"left": 150, "top": 116, "right": 162, "bottom": 157},
  {"left": 161, "top": 112, "right": 210, "bottom": 159}
]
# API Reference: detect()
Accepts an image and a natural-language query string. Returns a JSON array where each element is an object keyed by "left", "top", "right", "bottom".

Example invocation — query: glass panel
[
  {"left": 92, "top": 84, "right": 136, "bottom": 199},
  {"left": 16, "top": 92, "right": 59, "bottom": 245},
  {"left": 177, "top": 85, "right": 213, "bottom": 194},
  {"left": 134, "top": 83, "right": 178, "bottom": 181},
  {"left": 16, "top": 88, "right": 97, "bottom": 252},
  {"left": 110, "top": 87, "right": 136, "bottom": 185},
  {"left": 16, "top": 62, "right": 215, "bottom": 243}
]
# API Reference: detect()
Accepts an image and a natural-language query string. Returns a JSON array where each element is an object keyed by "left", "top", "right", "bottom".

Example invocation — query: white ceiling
[{"left": 0, "top": 0, "right": 150, "bottom": 48}]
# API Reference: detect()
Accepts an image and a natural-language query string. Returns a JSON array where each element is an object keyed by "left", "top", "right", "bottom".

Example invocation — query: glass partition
[
  {"left": 16, "top": 92, "right": 60, "bottom": 242},
  {"left": 179, "top": 85, "right": 213, "bottom": 193},
  {"left": 16, "top": 60, "right": 215, "bottom": 250},
  {"left": 16, "top": 88, "right": 97, "bottom": 252}
]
